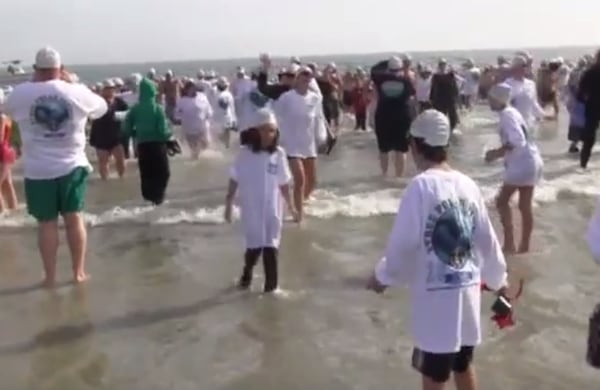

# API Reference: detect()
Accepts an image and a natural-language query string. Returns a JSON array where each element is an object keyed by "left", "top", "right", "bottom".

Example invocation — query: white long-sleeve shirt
[
  {"left": 505, "top": 77, "right": 545, "bottom": 126},
  {"left": 175, "top": 94, "right": 213, "bottom": 135},
  {"left": 375, "top": 169, "right": 507, "bottom": 354}
]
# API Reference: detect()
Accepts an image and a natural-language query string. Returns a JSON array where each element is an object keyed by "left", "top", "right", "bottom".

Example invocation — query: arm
[
  {"left": 78, "top": 85, "right": 108, "bottom": 120},
  {"left": 156, "top": 106, "right": 172, "bottom": 140},
  {"left": 474, "top": 193, "right": 508, "bottom": 291},
  {"left": 278, "top": 152, "right": 298, "bottom": 221},
  {"left": 370, "top": 181, "right": 421, "bottom": 290},
  {"left": 122, "top": 107, "right": 135, "bottom": 139}
]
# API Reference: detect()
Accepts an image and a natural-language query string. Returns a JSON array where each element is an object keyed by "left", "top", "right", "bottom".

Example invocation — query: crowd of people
[{"left": 1, "top": 46, "right": 600, "bottom": 390}]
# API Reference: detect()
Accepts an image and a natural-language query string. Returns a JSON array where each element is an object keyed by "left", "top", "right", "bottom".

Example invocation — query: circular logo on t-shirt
[
  {"left": 218, "top": 96, "right": 230, "bottom": 110},
  {"left": 380, "top": 80, "right": 406, "bottom": 98},
  {"left": 249, "top": 90, "right": 269, "bottom": 108},
  {"left": 30, "top": 95, "right": 72, "bottom": 133}
]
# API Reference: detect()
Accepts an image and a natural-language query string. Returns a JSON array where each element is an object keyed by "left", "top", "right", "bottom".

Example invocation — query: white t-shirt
[
  {"left": 230, "top": 146, "right": 292, "bottom": 249},
  {"left": 175, "top": 94, "right": 213, "bottom": 135},
  {"left": 5, "top": 80, "right": 107, "bottom": 179},
  {"left": 273, "top": 89, "right": 322, "bottom": 158},
  {"left": 415, "top": 76, "right": 432, "bottom": 103},
  {"left": 375, "top": 169, "right": 507, "bottom": 353},
  {"left": 213, "top": 90, "right": 236, "bottom": 129},
  {"left": 196, "top": 79, "right": 217, "bottom": 107},
  {"left": 497, "top": 106, "right": 543, "bottom": 186},
  {"left": 505, "top": 77, "right": 545, "bottom": 126}
]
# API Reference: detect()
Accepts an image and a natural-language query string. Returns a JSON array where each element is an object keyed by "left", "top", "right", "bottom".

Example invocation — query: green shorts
[{"left": 24, "top": 167, "right": 89, "bottom": 222}]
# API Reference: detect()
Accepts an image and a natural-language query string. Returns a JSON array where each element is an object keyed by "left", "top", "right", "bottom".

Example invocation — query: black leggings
[
  {"left": 355, "top": 109, "right": 367, "bottom": 130},
  {"left": 580, "top": 116, "right": 600, "bottom": 169},
  {"left": 137, "top": 142, "right": 170, "bottom": 205},
  {"left": 239, "top": 247, "right": 278, "bottom": 292}
]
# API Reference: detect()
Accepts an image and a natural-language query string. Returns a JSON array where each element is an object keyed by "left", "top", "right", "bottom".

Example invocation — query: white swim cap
[
  {"left": 217, "top": 76, "right": 229, "bottom": 87},
  {"left": 103, "top": 79, "right": 116, "bottom": 88},
  {"left": 288, "top": 63, "right": 301, "bottom": 74},
  {"left": 148, "top": 68, "right": 156, "bottom": 75},
  {"left": 165, "top": 69, "right": 174, "bottom": 77},
  {"left": 112, "top": 77, "right": 124, "bottom": 86},
  {"left": 197, "top": 69, "right": 205, "bottom": 78},
  {"left": 388, "top": 56, "right": 402, "bottom": 70},
  {"left": 290, "top": 55, "right": 301, "bottom": 64},
  {"left": 512, "top": 55, "right": 528, "bottom": 68},
  {"left": 410, "top": 109, "right": 451, "bottom": 147},
  {"left": 208, "top": 70, "right": 216, "bottom": 78},
  {"left": 128, "top": 73, "right": 143, "bottom": 84},
  {"left": 488, "top": 82, "right": 512, "bottom": 105},
  {"left": 248, "top": 108, "right": 277, "bottom": 129},
  {"left": 401, "top": 53, "right": 412, "bottom": 62}
]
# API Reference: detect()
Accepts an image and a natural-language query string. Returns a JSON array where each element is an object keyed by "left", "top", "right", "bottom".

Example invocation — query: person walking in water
[
  {"left": 0, "top": 108, "right": 18, "bottom": 213},
  {"left": 367, "top": 109, "right": 508, "bottom": 390},
  {"left": 123, "top": 78, "right": 173, "bottom": 205},
  {"left": 4, "top": 47, "right": 107, "bottom": 287}
]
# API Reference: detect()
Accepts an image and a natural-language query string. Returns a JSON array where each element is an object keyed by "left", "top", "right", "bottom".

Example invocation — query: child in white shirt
[
  {"left": 224, "top": 109, "right": 298, "bottom": 292},
  {"left": 485, "top": 82, "right": 543, "bottom": 254},
  {"left": 367, "top": 109, "right": 508, "bottom": 390}
]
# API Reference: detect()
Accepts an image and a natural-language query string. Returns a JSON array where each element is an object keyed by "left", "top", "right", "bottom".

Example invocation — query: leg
[
  {"left": 96, "top": 149, "right": 111, "bottom": 180},
  {"left": 63, "top": 212, "right": 89, "bottom": 283},
  {"left": 379, "top": 152, "right": 389, "bottom": 176},
  {"left": 239, "top": 248, "right": 262, "bottom": 289},
  {"left": 301, "top": 158, "right": 316, "bottom": 201},
  {"left": 288, "top": 158, "right": 306, "bottom": 220},
  {"left": 0, "top": 163, "right": 6, "bottom": 212},
  {"left": 517, "top": 186, "right": 534, "bottom": 253},
  {"left": 121, "top": 136, "right": 131, "bottom": 159},
  {"left": 580, "top": 117, "right": 599, "bottom": 169},
  {"left": 262, "top": 247, "right": 279, "bottom": 293},
  {"left": 412, "top": 348, "right": 452, "bottom": 390},
  {"left": 496, "top": 184, "right": 518, "bottom": 254},
  {"left": 112, "top": 145, "right": 126, "bottom": 178},
  {"left": 452, "top": 347, "right": 477, "bottom": 390},
  {"left": 394, "top": 152, "right": 406, "bottom": 177},
  {"left": 0, "top": 168, "right": 18, "bottom": 210},
  {"left": 38, "top": 220, "right": 60, "bottom": 287},
  {"left": 58, "top": 167, "right": 90, "bottom": 283},
  {"left": 393, "top": 124, "right": 410, "bottom": 177},
  {"left": 375, "top": 123, "right": 392, "bottom": 176},
  {"left": 223, "top": 128, "right": 231, "bottom": 148}
]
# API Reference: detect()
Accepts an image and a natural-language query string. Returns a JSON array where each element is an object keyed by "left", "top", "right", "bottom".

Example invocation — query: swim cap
[
  {"left": 248, "top": 108, "right": 277, "bottom": 129},
  {"left": 488, "top": 83, "right": 512, "bottom": 105}
]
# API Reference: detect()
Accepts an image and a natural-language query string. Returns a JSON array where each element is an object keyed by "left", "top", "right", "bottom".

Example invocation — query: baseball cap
[
  {"left": 35, "top": 47, "right": 62, "bottom": 69},
  {"left": 410, "top": 109, "right": 451, "bottom": 147}
]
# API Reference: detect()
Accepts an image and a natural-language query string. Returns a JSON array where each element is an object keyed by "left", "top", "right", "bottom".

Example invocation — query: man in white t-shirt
[
  {"left": 366, "top": 109, "right": 508, "bottom": 390},
  {"left": 4, "top": 47, "right": 107, "bottom": 287}
]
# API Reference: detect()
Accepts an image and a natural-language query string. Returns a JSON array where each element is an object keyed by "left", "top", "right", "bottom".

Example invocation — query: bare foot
[
  {"left": 517, "top": 245, "right": 530, "bottom": 254},
  {"left": 74, "top": 273, "right": 91, "bottom": 284}
]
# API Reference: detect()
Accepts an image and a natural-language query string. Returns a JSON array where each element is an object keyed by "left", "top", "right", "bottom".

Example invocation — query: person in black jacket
[
  {"left": 430, "top": 59, "right": 460, "bottom": 132},
  {"left": 578, "top": 50, "right": 600, "bottom": 169},
  {"left": 89, "top": 80, "right": 129, "bottom": 179}
]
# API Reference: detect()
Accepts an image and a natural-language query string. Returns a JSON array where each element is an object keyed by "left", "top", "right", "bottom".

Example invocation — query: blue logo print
[
  {"left": 267, "top": 162, "right": 278, "bottom": 175},
  {"left": 424, "top": 199, "right": 477, "bottom": 290},
  {"left": 249, "top": 90, "right": 270, "bottom": 108},
  {"left": 30, "top": 95, "right": 72, "bottom": 135},
  {"left": 218, "top": 96, "right": 230, "bottom": 110},
  {"left": 380, "top": 80, "right": 406, "bottom": 98}
]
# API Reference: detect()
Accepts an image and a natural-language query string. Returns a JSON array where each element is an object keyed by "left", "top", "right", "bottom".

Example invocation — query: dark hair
[
  {"left": 411, "top": 136, "right": 448, "bottom": 163},
  {"left": 242, "top": 127, "right": 279, "bottom": 154},
  {"left": 182, "top": 81, "right": 197, "bottom": 97}
]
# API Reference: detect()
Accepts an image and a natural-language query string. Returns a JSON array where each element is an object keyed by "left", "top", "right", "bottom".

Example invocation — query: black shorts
[
  {"left": 411, "top": 346, "right": 474, "bottom": 383},
  {"left": 374, "top": 119, "right": 411, "bottom": 153}
]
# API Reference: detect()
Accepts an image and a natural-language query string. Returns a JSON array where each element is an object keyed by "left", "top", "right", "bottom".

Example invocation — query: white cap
[
  {"left": 217, "top": 76, "right": 229, "bottom": 87},
  {"left": 103, "top": 79, "right": 116, "bottom": 88},
  {"left": 488, "top": 82, "right": 512, "bottom": 105},
  {"left": 35, "top": 47, "right": 62, "bottom": 69},
  {"left": 289, "top": 63, "right": 301, "bottom": 74},
  {"left": 236, "top": 66, "right": 246, "bottom": 75},
  {"left": 208, "top": 70, "right": 216, "bottom": 78},
  {"left": 197, "top": 69, "right": 205, "bottom": 78},
  {"left": 95, "top": 82, "right": 103, "bottom": 89},
  {"left": 298, "top": 65, "right": 313, "bottom": 75},
  {"left": 290, "top": 56, "right": 301, "bottom": 64},
  {"left": 112, "top": 77, "right": 124, "bottom": 86},
  {"left": 248, "top": 108, "right": 277, "bottom": 129},
  {"left": 512, "top": 55, "right": 528, "bottom": 68},
  {"left": 165, "top": 69, "right": 174, "bottom": 77},
  {"left": 401, "top": 53, "right": 412, "bottom": 62},
  {"left": 128, "top": 73, "right": 143, "bottom": 85},
  {"left": 410, "top": 109, "right": 451, "bottom": 147},
  {"left": 148, "top": 68, "right": 156, "bottom": 75},
  {"left": 388, "top": 56, "right": 402, "bottom": 70}
]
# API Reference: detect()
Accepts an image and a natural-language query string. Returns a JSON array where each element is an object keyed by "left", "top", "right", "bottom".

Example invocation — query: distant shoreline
[{"left": 67, "top": 44, "right": 597, "bottom": 68}]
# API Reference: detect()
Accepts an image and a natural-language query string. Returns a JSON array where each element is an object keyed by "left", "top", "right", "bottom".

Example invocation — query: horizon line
[{"left": 64, "top": 43, "right": 597, "bottom": 68}]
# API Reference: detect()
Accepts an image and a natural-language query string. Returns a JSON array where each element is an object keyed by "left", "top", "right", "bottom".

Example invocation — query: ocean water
[
  {"left": 64, "top": 46, "right": 597, "bottom": 83},
  {"left": 0, "top": 49, "right": 600, "bottom": 389}
]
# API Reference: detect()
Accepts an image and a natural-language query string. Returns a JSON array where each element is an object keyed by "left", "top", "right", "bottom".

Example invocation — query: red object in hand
[
  {"left": 492, "top": 313, "right": 515, "bottom": 329},
  {"left": 481, "top": 283, "right": 491, "bottom": 291}
]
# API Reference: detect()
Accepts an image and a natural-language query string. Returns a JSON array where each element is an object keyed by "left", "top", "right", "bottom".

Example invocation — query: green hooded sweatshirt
[{"left": 123, "top": 78, "right": 172, "bottom": 143}]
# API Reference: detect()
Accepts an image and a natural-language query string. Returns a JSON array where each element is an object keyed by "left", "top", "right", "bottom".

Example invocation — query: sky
[{"left": 2, "top": 0, "right": 599, "bottom": 65}]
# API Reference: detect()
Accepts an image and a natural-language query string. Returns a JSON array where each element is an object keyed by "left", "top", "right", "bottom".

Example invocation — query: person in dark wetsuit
[
  {"left": 89, "top": 79, "right": 129, "bottom": 180},
  {"left": 577, "top": 49, "right": 600, "bottom": 170},
  {"left": 429, "top": 59, "right": 460, "bottom": 132},
  {"left": 370, "top": 56, "right": 416, "bottom": 177}
]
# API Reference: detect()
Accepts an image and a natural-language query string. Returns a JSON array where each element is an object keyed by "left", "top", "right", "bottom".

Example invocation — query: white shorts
[{"left": 504, "top": 157, "right": 543, "bottom": 187}]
